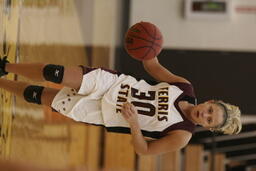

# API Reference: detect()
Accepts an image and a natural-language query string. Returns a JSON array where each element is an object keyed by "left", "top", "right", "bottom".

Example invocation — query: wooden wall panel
[
  {"left": 69, "top": 124, "right": 88, "bottom": 167},
  {"left": 10, "top": 122, "right": 71, "bottom": 168},
  {"left": 213, "top": 153, "right": 225, "bottom": 171},
  {"left": 91, "top": 46, "right": 110, "bottom": 68},
  {"left": 138, "top": 155, "right": 158, "bottom": 171},
  {"left": 104, "top": 132, "right": 135, "bottom": 171},
  {"left": 184, "top": 145, "right": 204, "bottom": 171},
  {"left": 160, "top": 151, "right": 181, "bottom": 171},
  {"left": 86, "top": 126, "right": 102, "bottom": 171}
]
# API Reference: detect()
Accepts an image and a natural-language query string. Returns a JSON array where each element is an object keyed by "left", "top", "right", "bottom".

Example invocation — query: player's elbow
[
  {"left": 133, "top": 147, "right": 148, "bottom": 155},
  {"left": 179, "top": 142, "right": 189, "bottom": 150},
  {"left": 134, "top": 146, "right": 155, "bottom": 156},
  {"left": 135, "top": 150, "right": 154, "bottom": 156},
  {"left": 135, "top": 147, "right": 173, "bottom": 156},
  {"left": 137, "top": 142, "right": 188, "bottom": 156}
]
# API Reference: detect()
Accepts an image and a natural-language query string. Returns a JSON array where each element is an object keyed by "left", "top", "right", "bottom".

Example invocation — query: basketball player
[{"left": 0, "top": 56, "right": 241, "bottom": 155}]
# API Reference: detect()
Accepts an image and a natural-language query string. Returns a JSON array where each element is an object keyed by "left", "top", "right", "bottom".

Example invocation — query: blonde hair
[{"left": 211, "top": 101, "right": 242, "bottom": 135}]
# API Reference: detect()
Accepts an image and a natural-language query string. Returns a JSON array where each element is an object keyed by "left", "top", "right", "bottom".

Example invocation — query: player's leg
[
  {"left": 0, "top": 78, "right": 58, "bottom": 106},
  {"left": 2, "top": 60, "right": 83, "bottom": 91}
]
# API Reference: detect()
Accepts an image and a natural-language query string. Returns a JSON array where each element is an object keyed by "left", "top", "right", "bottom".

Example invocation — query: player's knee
[
  {"left": 43, "top": 64, "right": 64, "bottom": 83},
  {"left": 23, "top": 85, "right": 44, "bottom": 104}
]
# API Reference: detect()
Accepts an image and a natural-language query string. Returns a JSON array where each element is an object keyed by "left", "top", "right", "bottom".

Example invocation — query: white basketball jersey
[
  {"left": 102, "top": 74, "right": 189, "bottom": 132},
  {"left": 52, "top": 67, "right": 196, "bottom": 139}
]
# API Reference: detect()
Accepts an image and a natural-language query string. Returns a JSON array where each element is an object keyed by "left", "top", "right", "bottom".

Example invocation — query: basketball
[{"left": 124, "top": 21, "right": 163, "bottom": 61}]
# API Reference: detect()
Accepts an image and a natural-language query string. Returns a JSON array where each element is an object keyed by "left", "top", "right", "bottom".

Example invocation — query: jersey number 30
[{"left": 130, "top": 88, "right": 156, "bottom": 116}]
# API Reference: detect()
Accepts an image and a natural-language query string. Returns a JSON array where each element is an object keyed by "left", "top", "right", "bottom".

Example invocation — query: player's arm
[
  {"left": 131, "top": 126, "right": 192, "bottom": 155},
  {"left": 143, "top": 57, "right": 190, "bottom": 84},
  {"left": 122, "top": 102, "right": 192, "bottom": 155}
]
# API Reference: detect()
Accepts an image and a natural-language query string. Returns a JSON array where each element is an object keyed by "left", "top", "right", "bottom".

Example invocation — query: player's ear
[{"left": 208, "top": 127, "right": 214, "bottom": 132}]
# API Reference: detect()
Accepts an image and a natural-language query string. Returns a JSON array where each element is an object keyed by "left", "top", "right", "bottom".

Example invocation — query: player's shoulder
[{"left": 169, "top": 82, "right": 196, "bottom": 97}]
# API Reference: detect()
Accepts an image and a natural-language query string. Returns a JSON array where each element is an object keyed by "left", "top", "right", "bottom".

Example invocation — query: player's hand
[{"left": 121, "top": 102, "right": 139, "bottom": 126}]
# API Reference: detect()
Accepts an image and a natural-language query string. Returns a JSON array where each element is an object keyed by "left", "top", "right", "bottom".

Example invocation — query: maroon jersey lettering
[
  {"left": 131, "top": 88, "right": 155, "bottom": 100},
  {"left": 131, "top": 101, "right": 155, "bottom": 116}
]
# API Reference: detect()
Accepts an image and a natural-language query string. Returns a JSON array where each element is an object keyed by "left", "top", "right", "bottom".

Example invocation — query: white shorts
[{"left": 51, "top": 68, "right": 118, "bottom": 125}]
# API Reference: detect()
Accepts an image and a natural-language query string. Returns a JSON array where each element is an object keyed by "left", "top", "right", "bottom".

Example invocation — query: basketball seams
[
  {"left": 127, "top": 46, "right": 157, "bottom": 60},
  {"left": 152, "top": 26, "right": 157, "bottom": 58},
  {"left": 127, "top": 46, "right": 153, "bottom": 51},
  {"left": 128, "top": 34, "right": 162, "bottom": 48},
  {"left": 144, "top": 26, "right": 157, "bottom": 59},
  {"left": 141, "top": 47, "right": 153, "bottom": 60},
  {"left": 127, "top": 46, "right": 157, "bottom": 54},
  {"left": 144, "top": 48, "right": 157, "bottom": 60},
  {"left": 141, "top": 25, "right": 156, "bottom": 60},
  {"left": 138, "top": 23, "right": 162, "bottom": 40}
]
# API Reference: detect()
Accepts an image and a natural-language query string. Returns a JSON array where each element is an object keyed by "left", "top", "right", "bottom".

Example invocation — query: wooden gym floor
[{"left": 0, "top": 0, "right": 94, "bottom": 169}]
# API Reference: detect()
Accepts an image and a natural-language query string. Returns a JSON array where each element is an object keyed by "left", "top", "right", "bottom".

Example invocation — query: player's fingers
[
  {"left": 121, "top": 111, "right": 129, "bottom": 119},
  {"left": 122, "top": 103, "right": 135, "bottom": 117},
  {"left": 121, "top": 108, "right": 131, "bottom": 118},
  {"left": 129, "top": 104, "right": 136, "bottom": 114},
  {"left": 124, "top": 101, "right": 130, "bottom": 106},
  {"left": 122, "top": 104, "right": 129, "bottom": 112},
  {"left": 123, "top": 103, "right": 132, "bottom": 112}
]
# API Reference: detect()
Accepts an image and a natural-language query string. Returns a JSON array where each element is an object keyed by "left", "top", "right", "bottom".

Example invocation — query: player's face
[{"left": 191, "top": 101, "right": 225, "bottom": 129}]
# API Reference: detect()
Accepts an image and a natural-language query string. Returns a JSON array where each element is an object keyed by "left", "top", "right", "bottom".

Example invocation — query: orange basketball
[{"left": 124, "top": 21, "right": 163, "bottom": 61}]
